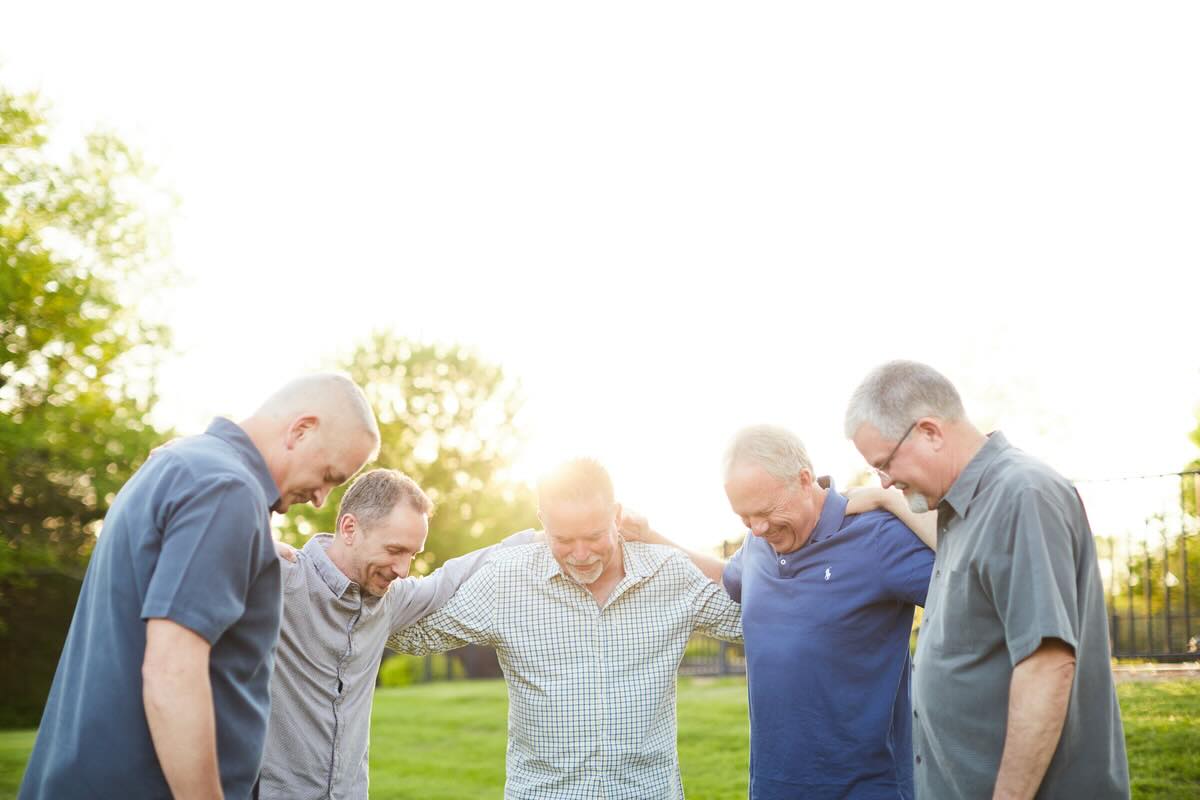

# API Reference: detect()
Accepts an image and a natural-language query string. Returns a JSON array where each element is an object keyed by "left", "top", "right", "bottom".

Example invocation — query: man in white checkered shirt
[{"left": 387, "top": 458, "right": 743, "bottom": 800}]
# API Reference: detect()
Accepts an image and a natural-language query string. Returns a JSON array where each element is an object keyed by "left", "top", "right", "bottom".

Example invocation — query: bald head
[{"left": 243, "top": 373, "right": 381, "bottom": 512}]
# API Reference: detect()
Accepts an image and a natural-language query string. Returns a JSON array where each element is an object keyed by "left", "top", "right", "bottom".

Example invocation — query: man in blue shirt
[
  {"left": 20, "top": 373, "right": 380, "bottom": 800},
  {"left": 628, "top": 425, "right": 934, "bottom": 799}
]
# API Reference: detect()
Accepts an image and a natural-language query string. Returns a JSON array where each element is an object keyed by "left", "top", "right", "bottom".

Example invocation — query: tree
[
  {"left": 0, "top": 85, "right": 172, "bottom": 724},
  {"left": 277, "top": 333, "right": 538, "bottom": 572}
]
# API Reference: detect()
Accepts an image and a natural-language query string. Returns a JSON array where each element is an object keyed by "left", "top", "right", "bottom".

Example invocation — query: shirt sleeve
[
  {"left": 872, "top": 513, "right": 936, "bottom": 607},
  {"left": 983, "top": 487, "right": 1081, "bottom": 666},
  {"left": 385, "top": 532, "right": 535, "bottom": 631},
  {"left": 721, "top": 535, "right": 747, "bottom": 603},
  {"left": 686, "top": 557, "right": 743, "bottom": 643},
  {"left": 141, "top": 474, "right": 264, "bottom": 645},
  {"left": 386, "top": 561, "right": 499, "bottom": 655}
]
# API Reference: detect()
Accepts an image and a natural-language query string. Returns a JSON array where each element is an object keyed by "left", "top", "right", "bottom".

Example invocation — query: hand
[
  {"left": 618, "top": 508, "right": 652, "bottom": 542},
  {"left": 274, "top": 539, "right": 299, "bottom": 563},
  {"left": 844, "top": 486, "right": 904, "bottom": 516}
]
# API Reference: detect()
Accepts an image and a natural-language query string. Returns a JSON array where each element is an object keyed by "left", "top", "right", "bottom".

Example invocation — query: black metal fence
[{"left": 1080, "top": 470, "right": 1200, "bottom": 661}]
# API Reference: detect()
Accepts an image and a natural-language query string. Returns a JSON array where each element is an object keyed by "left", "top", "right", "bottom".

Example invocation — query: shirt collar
[
  {"left": 303, "top": 534, "right": 353, "bottom": 599},
  {"left": 941, "top": 431, "right": 1010, "bottom": 519},
  {"left": 807, "top": 476, "right": 847, "bottom": 545},
  {"left": 533, "top": 536, "right": 663, "bottom": 584},
  {"left": 204, "top": 417, "right": 282, "bottom": 512}
]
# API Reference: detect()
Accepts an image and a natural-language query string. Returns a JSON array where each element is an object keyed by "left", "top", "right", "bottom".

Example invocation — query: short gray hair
[
  {"left": 537, "top": 458, "right": 615, "bottom": 509},
  {"left": 844, "top": 360, "right": 965, "bottom": 440},
  {"left": 724, "top": 425, "right": 813, "bottom": 483},
  {"left": 337, "top": 468, "right": 433, "bottom": 530}
]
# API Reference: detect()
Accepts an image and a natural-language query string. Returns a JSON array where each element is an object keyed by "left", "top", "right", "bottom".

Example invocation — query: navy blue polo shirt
[
  {"left": 724, "top": 480, "right": 934, "bottom": 800},
  {"left": 20, "top": 419, "right": 283, "bottom": 800}
]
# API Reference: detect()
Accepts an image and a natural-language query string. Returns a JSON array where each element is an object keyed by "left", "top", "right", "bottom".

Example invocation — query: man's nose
[
  {"left": 312, "top": 487, "right": 330, "bottom": 508},
  {"left": 750, "top": 520, "right": 769, "bottom": 537},
  {"left": 393, "top": 560, "right": 409, "bottom": 579},
  {"left": 573, "top": 542, "right": 591, "bottom": 560}
]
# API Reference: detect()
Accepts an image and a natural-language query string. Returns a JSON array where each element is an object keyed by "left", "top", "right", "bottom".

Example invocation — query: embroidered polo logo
[{"left": 824, "top": 567, "right": 832, "bottom": 581}]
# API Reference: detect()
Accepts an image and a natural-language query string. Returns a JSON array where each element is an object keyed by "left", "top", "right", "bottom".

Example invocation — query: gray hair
[
  {"left": 258, "top": 372, "right": 380, "bottom": 459},
  {"left": 844, "top": 360, "right": 965, "bottom": 440},
  {"left": 337, "top": 468, "right": 433, "bottom": 530},
  {"left": 537, "top": 458, "right": 615, "bottom": 509},
  {"left": 724, "top": 425, "right": 814, "bottom": 483}
]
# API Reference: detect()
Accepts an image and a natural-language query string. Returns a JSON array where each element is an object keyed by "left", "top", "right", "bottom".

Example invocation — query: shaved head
[{"left": 256, "top": 373, "right": 380, "bottom": 460}]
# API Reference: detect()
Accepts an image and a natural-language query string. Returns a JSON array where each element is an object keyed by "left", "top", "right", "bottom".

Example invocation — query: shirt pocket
[{"left": 926, "top": 567, "right": 1001, "bottom": 656}]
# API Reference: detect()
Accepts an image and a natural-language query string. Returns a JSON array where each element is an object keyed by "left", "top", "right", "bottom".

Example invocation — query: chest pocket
[{"left": 924, "top": 567, "right": 1002, "bottom": 656}]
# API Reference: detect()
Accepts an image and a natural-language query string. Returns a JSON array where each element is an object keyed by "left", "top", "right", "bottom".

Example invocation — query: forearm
[
  {"left": 386, "top": 621, "right": 473, "bottom": 656},
  {"left": 992, "top": 640, "right": 1076, "bottom": 799},
  {"left": 882, "top": 494, "right": 937, "bottom": 551},
  {"left": 638, "top": 528, "right": 727, "bottom": 584},
  {"left": 143, "top": 623, "right": 222, "bottom": 799}
]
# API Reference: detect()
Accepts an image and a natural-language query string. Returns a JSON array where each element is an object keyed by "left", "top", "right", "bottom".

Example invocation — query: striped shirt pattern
[{"left": 387, "top": 539, "right": 743, "bottom": 800}]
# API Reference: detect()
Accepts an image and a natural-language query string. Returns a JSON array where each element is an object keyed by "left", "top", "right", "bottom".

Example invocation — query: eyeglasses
[{"left": 875, "top": 420, "right": 917, "bottom": 483}]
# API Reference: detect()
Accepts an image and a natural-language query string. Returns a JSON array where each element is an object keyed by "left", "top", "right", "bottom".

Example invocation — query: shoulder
[{"left": 985, "top": 446, "right": 1075, "bottom": 501}]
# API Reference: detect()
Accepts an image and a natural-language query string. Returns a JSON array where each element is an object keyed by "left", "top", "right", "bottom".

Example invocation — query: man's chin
[
  {"left": 565, "top": 565, "right": 603, "bottom": 585},
  {"left": 906, "top": 493, "right": 930, "bottom": 514}
]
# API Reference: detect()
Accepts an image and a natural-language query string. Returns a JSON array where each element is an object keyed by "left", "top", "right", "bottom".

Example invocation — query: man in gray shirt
[
  {"left": 845, "top": 361, "right": 1129, "bottom": 799},
  {"left": 262, "top": 468, "right": 532, "bottom": 799}
]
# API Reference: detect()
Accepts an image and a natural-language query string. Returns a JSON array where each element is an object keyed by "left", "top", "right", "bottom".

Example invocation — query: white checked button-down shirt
[
  {"left": 386, "top": 539, "right": 743, "bottom": 800},
  {"left": 261, "top": 531, "right": 533, "bottom": 800}
]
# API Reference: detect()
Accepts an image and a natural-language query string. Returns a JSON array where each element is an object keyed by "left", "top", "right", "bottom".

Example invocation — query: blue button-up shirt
[
  {"left": 20, "top": 418, "right": 282, "bottom": 800},
  {"left": 724, "top": 479, "right": 934, "bottom": 800}
]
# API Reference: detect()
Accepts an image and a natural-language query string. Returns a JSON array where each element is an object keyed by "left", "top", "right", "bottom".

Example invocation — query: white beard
[
  {"left": 906, "top": 492, "right": 930, "bottom": 514},
  {"left": 564, "top": 559, "right": 604, "bottom": 585}
]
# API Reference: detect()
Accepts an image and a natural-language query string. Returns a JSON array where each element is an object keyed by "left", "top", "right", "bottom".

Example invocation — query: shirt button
[
  {"left": 915, "top": 755, "right": 922, "bottom": 765},
  {"left": 913, "top": 709, "right": 918, "bottom": 718},
  {"left": 935, "top": 569, "right": 941, "bottom": 577},
  {"left": 779, "top": 559, "right": 786, "bottom": 565}
]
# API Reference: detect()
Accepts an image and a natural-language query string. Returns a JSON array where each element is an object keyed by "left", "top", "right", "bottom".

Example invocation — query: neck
[
  {"left": 586, "top": 543, "right": 626, "bottom": 606},
  {"left": 238, "top": 415, "right": 287, "bottom": 501},
  {"left": 324, "top": 537, "right": 357, "bottom": 581},
  {"left": 939, "top": 423, "right": 989, "bottom": 499}
]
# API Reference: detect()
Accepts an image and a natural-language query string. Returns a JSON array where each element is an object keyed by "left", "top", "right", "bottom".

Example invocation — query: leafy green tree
[
  {"left": 277, "top": 333, "right": 538, "bottom": 572},
  {"left": 0, "top": 86, "right": 171, "bottom": 724}
]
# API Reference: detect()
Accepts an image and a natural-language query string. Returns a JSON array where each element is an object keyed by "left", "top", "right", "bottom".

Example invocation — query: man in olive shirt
[{"left": 845, "top": 361, "right": 1129, "bottom": 799}]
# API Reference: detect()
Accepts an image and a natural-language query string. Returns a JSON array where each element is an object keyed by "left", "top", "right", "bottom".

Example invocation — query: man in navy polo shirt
[
  {"left": 626, "top": 424, "right": 934, "bottom": 799},
  {"left": 20, "top": 373, "right": 379, "bottom": 800}
]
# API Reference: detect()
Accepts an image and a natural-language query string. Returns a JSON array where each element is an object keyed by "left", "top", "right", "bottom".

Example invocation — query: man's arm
[
  {"left": 142, "top": 619, "right": 223, "bottom": 800},
  {"left": 386, "top": 563, "right": 499, "bottom": 655},
  {"left": 387, "top": 530, "right": 537, "bottom": 631},
  {"left": 992, "top": 638, "right": 1076, "bottom": 799},
  {"left": 845, "top": 486, "right": 937, "bottom": 550},
  {"left": 681, "top": 557, "right": 743, "bottom": 643},
  {"left": 618, "top": 510, "right": 728, "bottom": 583}
]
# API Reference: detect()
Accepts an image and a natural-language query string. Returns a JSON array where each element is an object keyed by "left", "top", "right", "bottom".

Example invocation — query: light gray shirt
[
  {"left": 914, "top": 432, "right": 1129, "bottom": 798},
  {"left": 260, "top": 530, "right": 534, "bottom": 800}
]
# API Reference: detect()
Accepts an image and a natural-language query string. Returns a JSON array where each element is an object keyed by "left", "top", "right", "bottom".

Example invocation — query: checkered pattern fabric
[{"left": 387, "top": 540, "right": 743, "bottom": 800}]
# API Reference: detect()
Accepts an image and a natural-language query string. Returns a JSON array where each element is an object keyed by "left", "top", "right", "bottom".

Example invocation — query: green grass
[{"left": 2, "top": 679, "right": 1196, "bottom": 798}]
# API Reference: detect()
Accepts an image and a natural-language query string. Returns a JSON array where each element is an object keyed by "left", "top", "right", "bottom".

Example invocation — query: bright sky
[{"left": 5, "top": 2, "right": 1199, "bottom": 549}]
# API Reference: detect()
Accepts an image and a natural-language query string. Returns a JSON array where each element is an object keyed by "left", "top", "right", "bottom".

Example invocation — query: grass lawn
[{"left": 2, "top": 678, "right": 1197, "bottom": 798}]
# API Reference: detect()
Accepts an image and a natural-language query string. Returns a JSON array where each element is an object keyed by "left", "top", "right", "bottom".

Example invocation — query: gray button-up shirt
[
  {"left": 914, "top": 432, "right": 1129, "bottom": 798},
  {"left": 260, "top": 530, "right": 534, "bottom": 799}
]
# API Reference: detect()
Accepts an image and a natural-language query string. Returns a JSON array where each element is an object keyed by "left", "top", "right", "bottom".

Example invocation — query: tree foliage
[
  {"left": 277, "top": 333, "right": 538, "bottom": 571},
  {"left": 0, "top": 85, "right": 172, "bottom": 724}
]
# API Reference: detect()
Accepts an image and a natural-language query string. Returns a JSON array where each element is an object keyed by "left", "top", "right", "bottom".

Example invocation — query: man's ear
[
  {"left": 916, "top": 418, "right": 946, "bottom": 451},
  {"left": 285, "top": 415, "right": 319, "bottom": 450},
  {"left": 796, "top": 469, "right": 814, "bottom": 489},
  {"left": 339, "top": 512, "right": 358, "bottom": 544},
  {"left": 611, "top": 502, "right": 623, "bottom": 528}
]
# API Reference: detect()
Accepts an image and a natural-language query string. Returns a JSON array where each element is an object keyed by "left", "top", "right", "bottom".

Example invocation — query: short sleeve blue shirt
[
  {"left": 20, "top": 419, "right": 283, "bottom": 800},
  {"left": 723, "top": 480, "right": 934, "bottom": 800}
]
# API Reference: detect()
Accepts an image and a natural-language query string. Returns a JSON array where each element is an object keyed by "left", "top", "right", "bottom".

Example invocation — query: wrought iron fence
[{"left": 1080, "top": 470, "right": 1199, "bottom": 661}]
